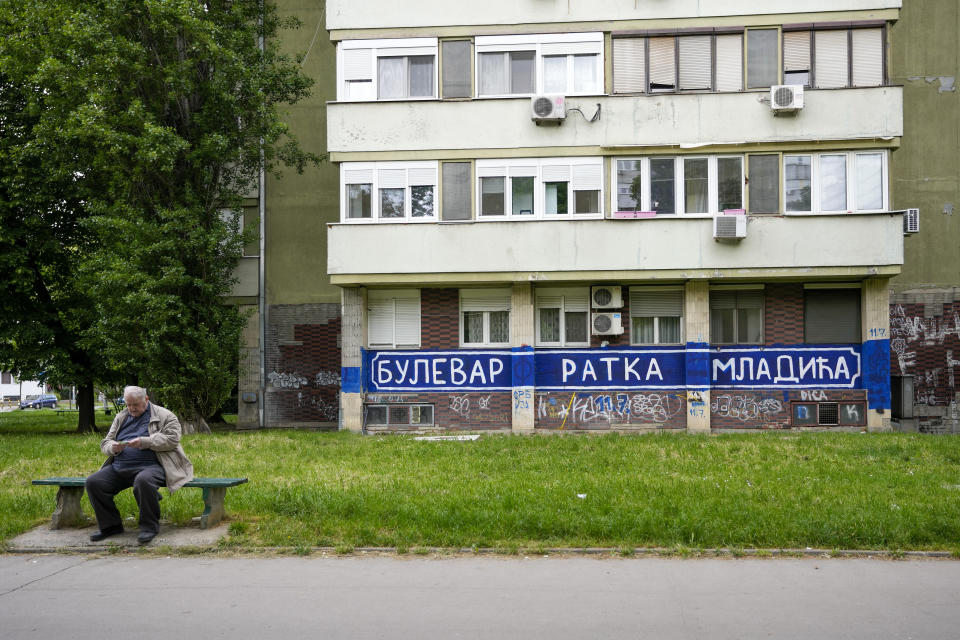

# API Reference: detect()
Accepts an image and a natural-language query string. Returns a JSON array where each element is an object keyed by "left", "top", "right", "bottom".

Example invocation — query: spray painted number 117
[{"left": 869, "top": 328, "right": 886, "bottom": 338}]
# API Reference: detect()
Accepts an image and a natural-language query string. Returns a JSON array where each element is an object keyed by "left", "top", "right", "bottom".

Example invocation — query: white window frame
[
  {"left": 460, "top": 288, "right": 512, "bottom": 348},
  {"left": 535, "top": 287, "right": 591, "bottom": 348},
  {"left": 781, "top": 150, "right": 888, "bottom": 215},
  {"left": 340, "top": 161, "right": 439, "bottom": 223},
  {"left": 475, "top": 32, "right": 603, "bottom": 98},
  {"left": 367, "top": 289, "right": 421, "bottom": 349},
  {"left": 629, "top": 286, "right": 684, "bottom": 346},
  {"left": 476, "top": 157, "right": 604, "bottom": 220},
  {"left": 612, "top": 155, "right": 745, "bottom": 216},
  {"left": 337, "top": 38, "right": 439, "bottom": 102}
]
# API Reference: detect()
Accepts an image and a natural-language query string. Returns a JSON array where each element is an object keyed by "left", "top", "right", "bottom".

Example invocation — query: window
[
  {"left": 338, "top": 38, "right": 438, "bottom": 101},
  {"left": 476, "top": 33, "right": 603, "bottom": 97},
  {"left": 536, "top": 288, "right": 590, "bottom": 347},
  {"left": 367, "top": 290, "right": 420, "bottom": 349},
  {"left": 747, "top": 154, "right": 779, "bottom": 214},
  {"left": 441, "top": 162, "right": 472, "bottom": 220},
  {"left": 476, "top": 157, "right": 603, "bottom": 219},
  {"left": 341, "top": 162, "right": 438, "bottom": 222},
  {"left": 815, "top": 30, "right": 848, "bottom": 89},
  {"left": 782, "top": 151, "right": 887, "bottom": 214},
  {"left": 746, "top": 28, "right": 778, "bottom": 89},
  {"left": 784, "top": 155, "right": 812, "bottom": 212},
  {"left": 710, "top": 288, "right": 764, "bottom": 344},
  {"left": 614, "top": 155, "right": 743, "bottom": 215},
  {"left": 613, "top": 33, "right": 742, "bottom": 94},
  {"left": 441, "top": 40, "right": 472, "bottom": 98},
  {"left": 805, "top": 287, "right": 861, "bottom": 344},
  {"left": 365, "top": 404, "right": 434, "bottom": 427},
  {"left": 630, "top": 287, "right": 683, "bottom": 345},
  {"left": 820, "top": 154, "right": 848, "bottom": 211},
  {"left": 855, "top": 153, "right": 884, "bottom": 210},
  {"left": 460, "top": 289, "right": 511, "bottom": 347},
  {"left": 1, "top": 372, "right": 11, "bottom": 385}
]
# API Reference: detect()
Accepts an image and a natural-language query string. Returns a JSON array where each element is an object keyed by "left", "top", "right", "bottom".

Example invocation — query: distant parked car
[{"left": 20, "top": 394, "right": 58, "bottom": 409}]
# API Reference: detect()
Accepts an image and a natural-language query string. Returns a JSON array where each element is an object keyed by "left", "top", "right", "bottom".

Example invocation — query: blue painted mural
[{"left": 362, "top": 345, "right": 866, "bottom": 392}]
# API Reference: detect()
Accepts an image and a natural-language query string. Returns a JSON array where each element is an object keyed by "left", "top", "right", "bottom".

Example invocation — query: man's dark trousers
[{"left": 85, "top": 464, "right": 166, "bottom": 534}]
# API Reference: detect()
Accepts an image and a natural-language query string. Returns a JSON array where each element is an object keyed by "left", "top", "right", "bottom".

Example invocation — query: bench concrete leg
[
  {"left": 52, "top": 487, "right": 87, "bottom": 529},
  {"left": 200, "top": 487, "right": 226, "bottom": 529}
]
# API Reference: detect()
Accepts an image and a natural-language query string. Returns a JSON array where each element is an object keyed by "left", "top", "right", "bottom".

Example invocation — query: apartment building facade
[{"left": 319, "top": 0, "right": 904, "bottom": 433}]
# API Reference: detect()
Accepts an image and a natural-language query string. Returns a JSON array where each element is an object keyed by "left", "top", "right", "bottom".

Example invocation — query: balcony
[
  {"left": 327, "top": 87, "right": 902, "bottom": 157},
  {"left": 327, "top": 212, "right": 904, "bottom": 285}
]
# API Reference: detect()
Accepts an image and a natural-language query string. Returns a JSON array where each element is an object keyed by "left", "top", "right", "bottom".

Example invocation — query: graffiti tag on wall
[{"left": 536, "top": 392, "right": 684, "bottom": 427}]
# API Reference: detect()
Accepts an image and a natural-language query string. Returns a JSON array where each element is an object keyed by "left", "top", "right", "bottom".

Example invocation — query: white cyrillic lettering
[
  {"left": 562, "top": 359, "right": 577, "bottom": 383},
  {"left": 756, "top": 358, "right": 771, "bottom": 381},
  {"left": 775, "top": 356, "right": 799, "bottom": 383},
  {"left": 376, "top": 360, "right": 393, "bottom": 385},
  {"left": 817, "top": 357, "right": 834, "bottom": 380},
  {"left": 582, "top": 360, "right": 597, "bottom": 382},
  {"left": 713, "top": 358, "right": 736, "bottom": 381},
  {"left": 624, "top": 357, "right": 642, "bottom": 381},
  {"left": 470, "top": 360, "right": 487, "bottom": 385},
  {"left": 600, "top": 357, "right": 618, "bottom": 381},
  {"left": 396, "top": 360, "right": 409, "bottom": 383},
  {"left": 645, "top": 358, "right": 663, "bottom": 381},
  {"left": 450, "top": 358, "right": 466, "bottom": 385},
  {"left": 799, "top": 357, "right": 817, "bottom": 380},
  {"left": 410, "top": 359, "right": 430, "bottom": 385},
  {"left": 431, "top": 358, "right": 447, "bottom": 385},
  {"left": 489, "top": 358, "right": 504, "bottom": 382},
  {"left": 834, "top": 357, "right": 850, "bottom": 381},
  {"left": 736, "top": 358, "right": 754, "bottom": 382}
]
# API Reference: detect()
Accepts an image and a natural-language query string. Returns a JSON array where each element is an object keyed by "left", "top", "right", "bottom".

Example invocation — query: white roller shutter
[
  {"left": 852, "top": 28, "right": 883, "bottom": 87},
  {"left": 542, "top": 164, "right": 571, "bottom": 182},
  {"left": 541, "top": 41, "right": 602, "bottom": 56},
  {"left": 783, "top": 31, "right": 811, "bottom": 72},
  {"left": 630, "top": 288, "right": 683, "bottom": 317},
  {"left": 394, "top": 297, "right": 421, "bottom": 347},
  {"left": 715, "top": 34, "right": 743, "bottom": 92},
  {"left": 343, "top": 168, "right": 373, "bottom": 184},
  {"left": 368, "top": 290, "right": 420, "bottom": 349},
  {"left": 613, "top": 38, "right": 646, "bottom": 93},
  {"left": 378, "top": 169, "right": 406, "bottom": 189},
  {"left": 342, "top": 48, "right": 373, "bottom": 81},
  {"left": 678, "top": 36, "right": 712, "bottom": 90},
  {"left": 563, "top": 289, "right": 590, "bottom": 313},
  {"left": 367, "top": 299, "right": 395, "bottom": 347},
  {"left": 461, "top": 289, "right": 512, "bottom": 312},
  {"left": 407, "top": 167, "right": 437, "bottom": 186},
  {"left": 509, "top": 165, "right": 537, "bottom": 177},
  {"left": 476, "top": 165, "right": 506, "bottom": 178},
  {"left": 572, "top": 163, "right": 602, "bottom": 191},
  {"left": 536, "top": 287, "right": 588, "bottom": 311},
  {"left": 815, "top": 30, "right": 849, "bottom": 88},
  {"left": 648, "top": 37, "right": 676, "bottom": 89}
]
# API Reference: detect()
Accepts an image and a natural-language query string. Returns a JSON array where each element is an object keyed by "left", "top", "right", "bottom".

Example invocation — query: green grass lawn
[{"left": 2, "top": 410, "right": 959, "bottom": 552}]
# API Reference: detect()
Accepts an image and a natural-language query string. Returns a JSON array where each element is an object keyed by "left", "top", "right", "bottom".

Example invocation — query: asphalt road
[{"left": 1, "top": 554, "right": 957, "bottom": 639}]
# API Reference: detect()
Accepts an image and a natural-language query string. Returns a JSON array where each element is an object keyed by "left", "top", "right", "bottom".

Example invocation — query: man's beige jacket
[{"left": 100, "top": 403, "right": 195, "bottom": 492}]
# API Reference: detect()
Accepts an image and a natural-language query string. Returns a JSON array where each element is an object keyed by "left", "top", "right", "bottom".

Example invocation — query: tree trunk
[
  {"left": 75, "top": 382, "right": 98, "bottom": 433},
  {"left": 182, "top": 411, "right": 211, "bottom": 434}
]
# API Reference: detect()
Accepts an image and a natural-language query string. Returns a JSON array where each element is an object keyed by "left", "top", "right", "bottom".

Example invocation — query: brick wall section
[
  {"left": 534, "top": 389, "right": 686, "bottom": 430},
  {"left": 890, "top": 289, "right": 960, "bottom": 433},
  {"left": 765, "top": 283, "right": 805, "bottom": 345},
  {"left": 710, "top": 389, "right": 868, "bottom": 430},
  {"left": 421, "top": 288, "right": 460, "bottom": 349},
  {"left": 265, "top": 303, "right": 341, "bottom": 428},
  {"left": 364, "top": 391, "right": 512, "bottom": 432}
]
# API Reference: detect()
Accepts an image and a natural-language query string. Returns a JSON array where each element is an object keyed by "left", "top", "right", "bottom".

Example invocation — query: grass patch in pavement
[{"left": 2, "top": 411, "right": 959, "bottom": 551}]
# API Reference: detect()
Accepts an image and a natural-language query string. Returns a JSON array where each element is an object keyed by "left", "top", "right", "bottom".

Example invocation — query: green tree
[{"left": 0, "top": 0, "right": 318, "bottom": 432}]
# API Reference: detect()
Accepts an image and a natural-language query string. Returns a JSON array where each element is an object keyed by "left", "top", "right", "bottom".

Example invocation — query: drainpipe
[{"left": 258, "top": 0, "right": 266, "bottom": 428}]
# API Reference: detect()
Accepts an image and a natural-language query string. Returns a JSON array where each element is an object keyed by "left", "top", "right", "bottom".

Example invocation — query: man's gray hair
[{"left": 123, "top": 385, "right": 148, "bottom": 401}]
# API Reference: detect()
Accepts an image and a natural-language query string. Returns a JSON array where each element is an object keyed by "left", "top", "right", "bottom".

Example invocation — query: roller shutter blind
[
  {"left": 715, "top": 34, "right": 743, "bottom": 92},
  {"left": 343, "top": 48, "right": 373, "bottom": 81},
  {"left": 783, "top": 31, "right": 811, "bottom": 72},
  {"left": 851, "top": 28, "right": 883, "bottom": 87},
  {"left": 368, "top": 290, "right": 420, "bottom": 348},
  {"left": 613, "top": 38, "right": 646, "bottom": 93},
  {"left": 648, "top": 37, "right": 676, "bottom": 90},
  {"left": 678, "top": 36, "right": 712, "bottom": 90},
  {"left": 630, "top": 288, "right": 683, "bottom": 317},
  {"left": 805, "top": 289, "right": 861, "bottom": 344},
  {"left": 461, "top": 289, "right": 511, "bottom": 312},
  {"left": 815, "top": 30, "right": 849, "bottom": 88},
  {"left": 572, "top": 164, "right": 602, "bottom": 191}
]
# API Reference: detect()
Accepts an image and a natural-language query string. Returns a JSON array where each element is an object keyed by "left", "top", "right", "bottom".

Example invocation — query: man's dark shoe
[
  {"left": 89, "top": 526, "right": 124, "bottom": 542},
  {"left": 137, "top": 531, "right": 157, "bottom": 545}
]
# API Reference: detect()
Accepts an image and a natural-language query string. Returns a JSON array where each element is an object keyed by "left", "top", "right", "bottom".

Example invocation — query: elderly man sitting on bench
[{"left": 85, "top": 386, "right": 194, "bottom": 544}]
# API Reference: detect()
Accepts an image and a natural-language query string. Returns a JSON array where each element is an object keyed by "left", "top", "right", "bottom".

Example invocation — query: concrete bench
[{"left": 31, "top": 477, "right": 249, "bottom": 530}]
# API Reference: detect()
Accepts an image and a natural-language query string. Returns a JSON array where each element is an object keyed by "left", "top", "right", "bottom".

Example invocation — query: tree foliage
[{"left": 0, "top": 0, "right": 318, "bottom": 431}]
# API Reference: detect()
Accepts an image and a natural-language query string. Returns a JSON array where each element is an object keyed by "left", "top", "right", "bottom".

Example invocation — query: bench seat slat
[{"left": 33, "top": 477, "right": 248, "bottom": 488}]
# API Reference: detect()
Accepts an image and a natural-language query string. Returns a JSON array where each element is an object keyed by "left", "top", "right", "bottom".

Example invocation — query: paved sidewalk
[{"left": 1, "top": 554, "right": 958, "bottom": 639}]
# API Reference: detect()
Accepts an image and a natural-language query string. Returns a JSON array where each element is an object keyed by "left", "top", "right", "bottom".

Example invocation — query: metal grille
[{"left": 818, "top": 403, "right": 839, "bottom": 425}]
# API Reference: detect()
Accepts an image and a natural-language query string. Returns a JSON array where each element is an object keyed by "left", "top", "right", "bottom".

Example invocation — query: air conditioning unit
[
  {"left": 592, "top": 312, "right": 623, "bottom": 336},
  {"left": 770, "top": 85, "right": 804, "bottom": 113},
  {"left": 903, "top": 207, "right": 920, "bottom": 234},
  {"left": 713, "top": 214, "right": 747, "bottom": 240},
  {"left": 531, "top": 94, "right": 566, "bottom": 123},
  {"left": 591, "top": 285, "right": 623, "bottom": 309}
]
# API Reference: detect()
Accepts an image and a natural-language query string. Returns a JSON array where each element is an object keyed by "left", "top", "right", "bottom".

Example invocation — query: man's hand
[
  {"left": 127, "top": 437, "right": 142, "bottom": 449},
  {"left": 111, "top": 442, "right": 125, "bottom": 454}
]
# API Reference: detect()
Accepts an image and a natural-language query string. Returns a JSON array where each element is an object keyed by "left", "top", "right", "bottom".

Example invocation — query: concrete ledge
[{"left": 8, "top": 521, "right": 228, "bottom": 553}]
